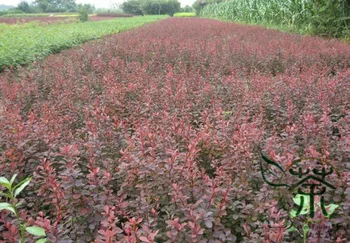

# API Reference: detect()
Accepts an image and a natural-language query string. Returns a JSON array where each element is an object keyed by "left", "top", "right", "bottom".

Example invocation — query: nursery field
[
  {"left": 0, "top": 16, "right": 78, "bottom": 25},
  {"left": 0, "top": 13, "right": 80, "bottom": 18},
  {"left": 0, "top": 16, "right": 117, "bottom": 25},
  {"left": 0, "top": 15, "right": 167, "bottom": 71},
  {"left": 0, "top": 18, "right": 349, "bottom": 242}
]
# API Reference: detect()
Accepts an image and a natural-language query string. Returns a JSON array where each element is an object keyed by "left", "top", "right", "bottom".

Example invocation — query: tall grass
[{"left": 200, "top": 0, "right": 350, "bottom": 38}]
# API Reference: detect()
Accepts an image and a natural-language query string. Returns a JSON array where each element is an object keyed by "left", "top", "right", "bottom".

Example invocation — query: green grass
[
  {"left": 0, "top": 15, "right": 167, "bottom": 71},
  {"left": 173, "top": 12, "right": 196, "bottom": 17}
]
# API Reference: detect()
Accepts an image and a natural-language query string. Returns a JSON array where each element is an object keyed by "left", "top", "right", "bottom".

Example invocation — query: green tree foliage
[
  {"left": 77, "top": 3, "right": 95, "bottom": 14},
  {"left": 78, "top": 4, "right": 90, "bottom": 22},
  {"left": 0, "top": 4, "right": 15, "bottom": 11},
  {"left": 181, "top": 5, "right": 193, "bottom": 12},
  {"left": 122, "top": 0, "right": 180, "bottom": 16},
  {"left": 33, "top": 0, "right": 77, "bottom": 12},
  {"left": 141, "top": 0, "right": 180, "bottom": 16},
  {"left": 192, "top": 0, "right": 202, "bottom": 15},
  {"left": 17, "top": 1, "right": 31, "bottom": 12},
  {"left": 16, "top": 1, "right": 38, "bottom": 13},
  {"left": 192, "top": 0, "right": 224, "bottom": 15},
  {"left": 121, "top": 0, "right": 144, "bottom": 15}
]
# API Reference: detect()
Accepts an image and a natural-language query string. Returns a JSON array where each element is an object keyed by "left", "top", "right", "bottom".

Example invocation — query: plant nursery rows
[{"left": 0, "top": 18, "right": 349, "bottom": 242}]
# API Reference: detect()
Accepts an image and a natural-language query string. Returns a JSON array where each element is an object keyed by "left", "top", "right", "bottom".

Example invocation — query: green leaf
[
  {"left": 35, "top": 238, "right": 47, "bottom": 243},
  {"left": 0, "top": 202, "right": 16, "bottom": 214},
  {"left": 10, "top": 174, "right": 17, "bottom": 186},
  {"left": 287, "top": 225, "right": 298, "bottom": 232},
  {"left": 14, "top": 177, "right": 31, "bottom": 197},
  {"left": 0, "top": 177, "right": 11, "bottom": 190},
  {"left": 26, "top": 226, "right": 46, "bottom": 237},
  {"left": 0, "top": 192, "right": 11, "bottom": 198}
]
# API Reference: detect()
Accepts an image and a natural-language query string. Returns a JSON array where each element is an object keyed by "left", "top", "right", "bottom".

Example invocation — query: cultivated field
[
  {"left": 0, "top": 15, "right": 166, "bottom": 70},
  {"left": 0, "top": 18, "right": 349, "bottom": 242},
  {"left": 0, "top": 16, "right": 76, "bottom": 24},
  {"left": 0, "top": 16, "right": 120, "bottom": 25}
]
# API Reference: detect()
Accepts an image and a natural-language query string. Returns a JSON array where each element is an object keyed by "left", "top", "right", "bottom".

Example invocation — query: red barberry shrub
[{"left": 0, "top": 18, "right": 349, "bottom": 242}]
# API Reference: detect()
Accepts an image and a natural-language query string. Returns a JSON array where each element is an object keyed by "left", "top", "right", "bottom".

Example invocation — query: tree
[
  {"left": 192, "top": 0, "right": 223, "bottom": 15},
  {"left": 109, "top": 1, "right": 122, "bottom": 10},
  {"left": 0, "top": 4, "right": 15, "bottom": 11},
  {"left": 17, "top": 1, "right": 31, "bottom": 12},
  {"left": 140, "top": 0, "right": 180, "bottom": 16},
  {"left": 17, "top": 1, "right": 37, "bottom": 13},
  {"left": 60, "top": 0, "right": 77, "bottom": 12},
  {"left": 122, "top": 0, "right": 180, "bottom": 16},
  {"left": 77, "top": 3, "right": 95, "bottom": 14},
  {"left": 33, "top": 0, "right": 77, "bottom": 12},
  {"left": 121, "top": 0, "right": 143, "bottom": 15},
  {"left": 181, "top": 5, "right": 193, "bottom": 12},
  {"left": 161, "top": 0, "right": 181, "bottom": 16},
  {"left": 78, "top": 4, "right": 89, "bottom": 22},
  {"left": 192, "top": 0, "right": 205, "bottom": 15}
]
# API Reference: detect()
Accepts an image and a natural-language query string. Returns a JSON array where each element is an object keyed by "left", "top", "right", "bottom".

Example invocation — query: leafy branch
[{"left": 0, "top": 174, "right": 47, "bottom": 243}]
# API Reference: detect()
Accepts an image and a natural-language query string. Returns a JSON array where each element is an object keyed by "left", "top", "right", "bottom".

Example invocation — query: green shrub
[
  {"left": 174, "top": 12, "right": 196, "bottom": 17},
  {"left": 78, "top": 5, "right": 89, "bottom": 22}
]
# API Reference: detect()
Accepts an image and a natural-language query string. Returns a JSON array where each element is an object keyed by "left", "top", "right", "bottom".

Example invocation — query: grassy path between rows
[{"left": 0, "top": 15, "right": 167, "bottom": 71}]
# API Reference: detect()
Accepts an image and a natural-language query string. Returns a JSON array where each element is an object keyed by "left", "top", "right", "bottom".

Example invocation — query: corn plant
[{"left": 200, "top": 0, "right": 350, "bottom": 38}]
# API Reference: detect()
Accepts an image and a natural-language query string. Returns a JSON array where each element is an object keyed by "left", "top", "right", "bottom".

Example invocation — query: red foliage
[{"left": 0, "top": 18, "right": 349, "bottom": 242}]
